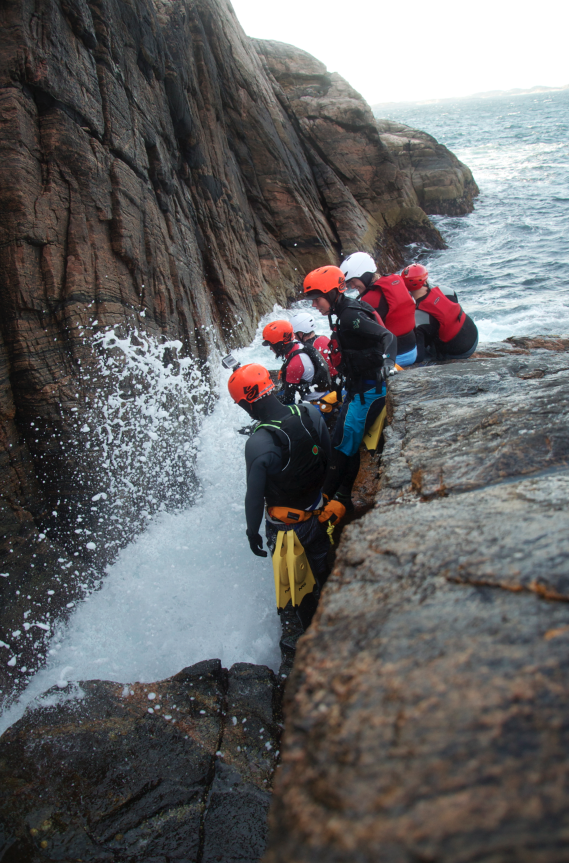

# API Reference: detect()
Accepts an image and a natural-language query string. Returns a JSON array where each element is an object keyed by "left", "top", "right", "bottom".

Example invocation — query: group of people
[{"left": 227, "top": 255, "right": 479, "bottom": 645}]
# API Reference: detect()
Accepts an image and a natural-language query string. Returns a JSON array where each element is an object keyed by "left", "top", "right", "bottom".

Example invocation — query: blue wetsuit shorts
[
  {"left": 332, "top": 384, "right": 386, "bottom": 457},
  {"left": 396, "top": 346, "right": 417, "bottom": 367}
]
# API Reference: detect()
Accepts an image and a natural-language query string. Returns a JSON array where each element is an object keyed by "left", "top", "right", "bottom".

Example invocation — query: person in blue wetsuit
[{"left": 303, "top": 264, "right": 396, "bottom": 508}]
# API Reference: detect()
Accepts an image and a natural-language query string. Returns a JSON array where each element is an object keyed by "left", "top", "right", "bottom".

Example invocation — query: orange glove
[{"left": 317, "top": 498, "right": 346, "bottom": 525}]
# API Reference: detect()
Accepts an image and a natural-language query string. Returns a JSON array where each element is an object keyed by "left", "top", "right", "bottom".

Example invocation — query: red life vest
[
  {"left": 418, "top": 286, "right": 465, "bottom": 342},
  {"left": 329, "top": 329, "right": 342, "bottom": 371},
  {"left": 312, "top": 335, "right": 335, "bottom": 375},
  {"left": 362, "top": 276, "right": 416, "bottom": 337}
]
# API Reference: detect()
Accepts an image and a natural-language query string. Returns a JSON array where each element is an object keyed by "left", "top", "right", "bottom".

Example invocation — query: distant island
[{"left": 372, "top": 83, "right": 569, "bottom": 111}]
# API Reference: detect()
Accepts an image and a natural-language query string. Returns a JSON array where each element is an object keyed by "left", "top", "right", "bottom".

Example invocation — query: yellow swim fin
[
  {"left": 363, "top": 406, "right": 387, "bottom": 451},
  {"left": 272, "top": 530, "right": 291, "bottom": 610},
  {"left": 286, "top": 530, "right": 316, "bottom": 607}
]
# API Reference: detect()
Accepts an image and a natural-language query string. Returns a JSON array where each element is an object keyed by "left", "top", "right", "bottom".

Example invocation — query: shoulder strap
[{"left": 281, "top": 346, "right": 305, "bottom": 375}]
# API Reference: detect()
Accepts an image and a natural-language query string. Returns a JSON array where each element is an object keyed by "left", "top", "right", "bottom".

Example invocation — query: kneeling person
[
  {"left": 228, "top": 363, "right": 332, "bottom": 632},
  {"left": 402, "top": 264, "right": 479, "bottom": 361},
  {"left": 340, "top": 251, "right": 417, "bottom": 366}
]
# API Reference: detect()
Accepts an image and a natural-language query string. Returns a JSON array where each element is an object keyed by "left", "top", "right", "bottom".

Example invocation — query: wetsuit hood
[{"left": 250, "top": 394, "right": 290, "bottom": 423}]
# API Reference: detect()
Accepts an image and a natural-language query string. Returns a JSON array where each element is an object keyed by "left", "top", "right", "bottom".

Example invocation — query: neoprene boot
[{"left": 295, "top": 590, "right": 318, "bottom": 631}]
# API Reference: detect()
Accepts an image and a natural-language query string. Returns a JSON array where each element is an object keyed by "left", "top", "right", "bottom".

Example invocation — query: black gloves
[
  {"left": 247, "top": 531, "right": 268, "bottom": 557},
  {"left": 380, "top": 358, "right": 396, "bottom": 382}
]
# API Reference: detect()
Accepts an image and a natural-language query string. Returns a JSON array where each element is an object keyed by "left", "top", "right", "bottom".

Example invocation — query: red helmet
[
  {"left": 401, "top": 263, "right": 429, "bottom": 290},
  {"left": 262, "top": 320, "right": 294, "bottom": 347},
  {"left": 303, "top": 266, "right": 346, "bottom": 295},
  {"left": 228, "top": 363, "right": 274, "bottom": 406}
]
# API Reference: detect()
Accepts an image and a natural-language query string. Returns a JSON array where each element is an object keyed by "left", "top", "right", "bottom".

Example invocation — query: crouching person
[
  {"left": 402, "top": 264, "right": 479, "bottom": 361},
  {"left": 228, "top": 363, "right": 333, "bottom": 640},
  {"left": 303, "top": 265, "right": 396, "bottom": 509}
]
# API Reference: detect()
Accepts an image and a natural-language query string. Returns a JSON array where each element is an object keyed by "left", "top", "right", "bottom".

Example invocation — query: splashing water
[
  {"left": 6, "top": 92, "right": 569, "bottom": 731},
  {"left": 0, "top": 313, "right": 290, "bottom": 733},
  {"left": 57, "top": 328, "right": 214, "bottom": 563}
]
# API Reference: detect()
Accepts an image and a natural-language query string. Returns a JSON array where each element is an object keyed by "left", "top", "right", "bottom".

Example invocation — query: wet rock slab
[
  {"left": 265, "top": 339, "right": 569, "bottom": 862},
  {"left": 0, "top": 660, "right": 282, "bottom": 862}
]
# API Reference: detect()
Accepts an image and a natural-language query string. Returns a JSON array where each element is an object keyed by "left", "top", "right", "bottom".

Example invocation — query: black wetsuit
[
  {"left": 244, "top": 399, "right": 331, "bottom": 630},
  {"left": 415, "top": 287, "right": 479, "bottom": 361},
  {"left": 323, "top": 295, "right": 395, "bottom": 502},
  {"left": 244, "top": 401, "right": 331, "bottom": 536},
  {"left": 332, "top": 295, "right": 396, "bottom": 388}
]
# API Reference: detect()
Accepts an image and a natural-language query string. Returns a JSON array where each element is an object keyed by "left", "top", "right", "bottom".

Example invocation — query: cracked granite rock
[
  {"left": 375, "top": 118, "right": 479, "bottom": 216},
  {"left": 0, "top": 660, "right": 281, "bottom": 862},
  {"left": 264, "top": 338, "right": 569, "bottom": 863}
]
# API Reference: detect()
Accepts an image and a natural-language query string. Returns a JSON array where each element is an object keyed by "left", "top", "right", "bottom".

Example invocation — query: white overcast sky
[{"left": 230, "top": 0, "right": 568, "bottom": 104}]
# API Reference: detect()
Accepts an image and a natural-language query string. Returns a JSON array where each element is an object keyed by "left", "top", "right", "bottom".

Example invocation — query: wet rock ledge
[
  {"left": 265, "top": 337, "right": 569, "bottom": 862},
  {"left": 0, "top": 660, "right": 282, "bottom": 862}
]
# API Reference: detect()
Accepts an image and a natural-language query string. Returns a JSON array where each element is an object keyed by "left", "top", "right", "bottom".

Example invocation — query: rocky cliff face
[
  {"left": 376, "top": 118, "right": 479, "bottom": 215},
  {"left": 0, "top": 0, "right": 476, "bottom": 700},
  {"left": 252, "top": 40, "right": 445, "bottom": 256},
  {"left": 265, "top": 339, "right": 569, "bottom": 862}
]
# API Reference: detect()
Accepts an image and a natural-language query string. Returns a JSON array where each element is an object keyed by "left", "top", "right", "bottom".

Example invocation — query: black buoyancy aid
[
  {"left": 329, "top": 298, "right": 385, "bottom": 383},
  {"left": 362, "top": 275, "right": 416, "bottom": 336},
  {"left": 417, "top": 286, "right": 465, "bottom": 342},
  {"left": 254, "top": 405, "right": 328, "bottom": 509},
  {"left": 281, "top": 344, "right": 332, "bottom": 391}
]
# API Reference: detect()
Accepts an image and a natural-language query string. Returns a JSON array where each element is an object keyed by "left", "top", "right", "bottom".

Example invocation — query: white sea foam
[{"left": 0, "top": 311, "right": 291, "bottom": 734}]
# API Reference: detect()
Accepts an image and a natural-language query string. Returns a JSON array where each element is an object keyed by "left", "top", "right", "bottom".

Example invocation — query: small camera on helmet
[{"left": 221, "top": 353, "right": 240, "bottom": 371}]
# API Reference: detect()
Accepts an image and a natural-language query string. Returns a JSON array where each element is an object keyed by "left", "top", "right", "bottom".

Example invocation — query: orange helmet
[
  {"left": 401, "top": 263, "right": 429, "bottom": 290},
  {"left": 303, "top": 265, "right": 346, "bottom": 295},
  {"left": 262, "top": 320, "right": 294, "bottom": 347},
  {"left": 228, "top": 363, "right": 274, "bottom": 406}
]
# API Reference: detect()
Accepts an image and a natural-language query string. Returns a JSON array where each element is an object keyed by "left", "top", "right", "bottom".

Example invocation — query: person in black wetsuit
[
  {"left": 340, "top": 251, "right": 418, "bottom": 366},
  {"left": 401, "top": 264, "right": 479, "bottom": 361},
  {"left": 228, "top": 362, "right": 332, "bottom": 635},
  {"left": 303, "top": 265, "right": 396, "bottom": 508}
]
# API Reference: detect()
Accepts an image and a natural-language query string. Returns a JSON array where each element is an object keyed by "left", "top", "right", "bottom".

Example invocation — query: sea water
[
  {"left": 377, "top": 88, "right": 569, "bottom": 340},
  {"left": 2, "top": 91, "right": 568, "bottom": 732}
]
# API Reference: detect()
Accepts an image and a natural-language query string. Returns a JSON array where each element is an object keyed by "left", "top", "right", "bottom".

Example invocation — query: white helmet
[
  {"left": 289, "top": 311, "right": 315, "bottom": 334},
  {"left": 340, "top": 251, "right": 377, "bottom": 284}
]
